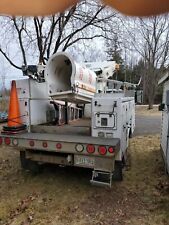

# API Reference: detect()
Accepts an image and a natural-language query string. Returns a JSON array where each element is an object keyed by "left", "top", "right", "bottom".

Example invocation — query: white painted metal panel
[
  {"left": 18, "top": 99, "right": 30, "bottom": 125},
  {"left": 16, "top": 79, "right": 49, "bottom": 99},
  {"left": 29, "top": 80, "right": 48, "bottom": 99},
  {"left": 84, "top": 104, "right": 91, "bottom": 118},
  {"left": 30, "top": 100, "right": 54, "bottom": 125},
  {"left": 18, "top": 99, "right": 54, "bottom": 126},
  {"left": 16, "top": 79, "right": 30, "bottom": 99}
]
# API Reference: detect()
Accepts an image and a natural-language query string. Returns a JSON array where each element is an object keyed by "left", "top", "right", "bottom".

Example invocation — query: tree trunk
[
  {"left": 148, "top": 101, "right": 153, "bottom": 110},
  {"left": 147, "top": 94, "right": 154, "bottom": 109}
]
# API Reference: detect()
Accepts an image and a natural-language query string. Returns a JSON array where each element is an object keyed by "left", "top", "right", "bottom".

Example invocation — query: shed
[{"left": 158, "top": 72, "right": 169, "bottom": 173}]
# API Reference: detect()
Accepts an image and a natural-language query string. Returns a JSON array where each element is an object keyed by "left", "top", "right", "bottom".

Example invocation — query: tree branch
[{"left": 0, "top": 48, "right": 22, "bottom": 70}]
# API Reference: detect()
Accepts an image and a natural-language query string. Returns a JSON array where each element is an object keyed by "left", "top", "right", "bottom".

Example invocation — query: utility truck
[{"left": 0, "top": 52, "right": 135, "bottom": 187}]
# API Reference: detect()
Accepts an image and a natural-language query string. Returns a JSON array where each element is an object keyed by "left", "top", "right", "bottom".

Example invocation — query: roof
[{"left": 158, "top": 72, "right": 169, "bottom": 85}]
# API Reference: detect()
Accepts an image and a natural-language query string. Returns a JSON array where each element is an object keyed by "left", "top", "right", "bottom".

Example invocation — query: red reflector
[
  {"left": 86, "top": 144, "right": 95, "bottom": 154},
  {"left": 98, "top": 146, "right": 107, "bottom": 155},
  {"left": 0, "top": 137, "right": 3, "bottom": 145},
  {"left": 42, "top": 142, "right": 48, "bottom": 148},
  {"left": 4, "top": 137, "right": 11, "bottom": 145},
  {"left": 29, "top": 140, "right": 35, "bottom": 147},
  {"left": 108, "top": 147, "right": 115, "bottom": 153},
  {"left": 56, "top": 143, "right": 62, "bottom": 149}
]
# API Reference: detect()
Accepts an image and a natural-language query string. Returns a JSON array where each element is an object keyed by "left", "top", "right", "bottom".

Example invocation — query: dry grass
[
  {"left": 0, "top": 99, "right": 8, "bottom": 112},
  {"left": 124, "top": 135, "right": 169, "bottom": 225},
  {"left": 136, "top": 105, "right": 161, "bottom": 117},
  {"left": 0, "top": 135, "right": 169, "bottom": 225}
]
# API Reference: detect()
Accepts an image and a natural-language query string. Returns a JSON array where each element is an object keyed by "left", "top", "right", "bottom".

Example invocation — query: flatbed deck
[
  {"left": 0, "top": 118, "right": 120, "bottom": 155},
  {"left": 9, "top": 132, "right": 120, "bottom": 147},
  {"left": 31, "top": 118, "right": 91, "bottom": 136}
]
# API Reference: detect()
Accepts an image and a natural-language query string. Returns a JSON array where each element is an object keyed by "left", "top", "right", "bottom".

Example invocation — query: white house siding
[
  {"left": 161, "top": 110, "right": 168, "bottom": 159},
  {"left": 167, "top": 141, "right": 169, "bottom": 173},
  {"left": 162, "top": 80, "right": 169, "bottom": 104},
  {"left": 159, "top": 76, "right": 169, "bottom": 173}
]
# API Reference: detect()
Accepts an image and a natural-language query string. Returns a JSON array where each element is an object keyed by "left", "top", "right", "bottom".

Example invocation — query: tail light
[
  {"left": 29, "top": 140, "right": 35, "bottom": 147},
  {"left": 98, "top": 146, "right": 107, "bottom": 155},
  {"left": 42, "top": 142, "right": 48, "bottom": 148},
  {"left": 108, "top": 147, "right": 115, "bottom": 154},
  {"left": 86, "top": 144, "right": 95, "bottom": 154},
  {"left": 4, "top": 137, "right": 11, "bottom": 145},
  {"left": 0, "top": 137, "right": 3, "bottom": 145},
  {"left": 56, "top": 143, "right": 62, "bottom": 150}
]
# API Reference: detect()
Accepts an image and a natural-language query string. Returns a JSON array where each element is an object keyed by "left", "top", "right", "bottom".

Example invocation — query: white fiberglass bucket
[{"left": 45, "top": 52, "right": 96, "bottom": 103}]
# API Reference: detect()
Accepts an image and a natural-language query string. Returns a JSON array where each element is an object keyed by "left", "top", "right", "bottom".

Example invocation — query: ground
[
  {"left": 134, "top": 105, "right": 161, "bottom": 136},
  {"left": 0, "top": 99, "right": 8, "bottom": 112},
  {"left": 0, "top": 106, "right": 169, "bottom": 225}
]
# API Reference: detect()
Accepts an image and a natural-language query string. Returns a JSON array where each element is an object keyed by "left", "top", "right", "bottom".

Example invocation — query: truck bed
[
  {"left": 31, "top": 118, "right": 91, "bottom": 136},
  {"left": 8, "top": 118, "right": 117, "bottom": 145},
  {"left": 0, "top": 118, "right": 120, "bottom": 156},
  {"left": 10, "top": 132, "right": 119, "bottom": 146}
]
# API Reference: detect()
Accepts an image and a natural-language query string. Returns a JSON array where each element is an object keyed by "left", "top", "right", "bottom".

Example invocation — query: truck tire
[
  {"left": 20, "top": 151, "right": 40, "bottom": 174},
  {"left": 112, "top": 161, "right": 123, "bottom": 181}
]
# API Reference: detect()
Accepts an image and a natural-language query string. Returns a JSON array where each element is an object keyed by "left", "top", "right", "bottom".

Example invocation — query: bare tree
[
  {"left": 0, "top": 0, "right": 117, "bottom": 70},
  {"left": 123, "top": 15, "right": 169, "bottom": 109},
  {"left": 106, "top": 33, "right": 123, "bottom": 63}
]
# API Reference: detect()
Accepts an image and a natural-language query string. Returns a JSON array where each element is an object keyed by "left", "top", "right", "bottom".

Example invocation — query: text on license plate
[{"left": 74, "top": 155, "right": 95, "bottom": 167}]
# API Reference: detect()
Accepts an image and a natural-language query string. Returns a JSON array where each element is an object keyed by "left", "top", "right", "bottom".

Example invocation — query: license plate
[{"left": 74, "top": 155, "right": 95, "bottom": 168}]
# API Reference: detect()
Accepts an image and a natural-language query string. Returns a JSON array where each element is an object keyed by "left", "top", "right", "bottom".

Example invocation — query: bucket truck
[{"left": 0, "top": 52, "right": 135, "bottom": 187}]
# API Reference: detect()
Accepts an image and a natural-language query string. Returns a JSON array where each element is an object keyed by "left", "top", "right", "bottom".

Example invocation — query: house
[{"left": 158, "top": 72, "right": 169, "bottom": 173}]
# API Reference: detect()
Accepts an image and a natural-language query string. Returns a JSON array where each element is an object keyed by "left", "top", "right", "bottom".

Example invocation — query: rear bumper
[
  {"left": 0, "top": 133, "right": 120, "bottom": 172},
  {"left": 23, "top": 149, "right": 115, "bottom": 172},
  {"left": 0, "top": 132, "right": 120, "bottom": 156}
]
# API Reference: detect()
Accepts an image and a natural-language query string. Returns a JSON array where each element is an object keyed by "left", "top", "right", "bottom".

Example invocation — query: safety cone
[{"left": 2, "top": 80, "right": 27, "bottom": 134}]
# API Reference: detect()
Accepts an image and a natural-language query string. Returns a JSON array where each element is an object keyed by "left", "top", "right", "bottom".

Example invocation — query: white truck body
[
  {"left": 92, "top": 78, "right": 135, "bottom": 164},
  {"left": 92, "top": 94, "right": 135, "bottom": 161}
]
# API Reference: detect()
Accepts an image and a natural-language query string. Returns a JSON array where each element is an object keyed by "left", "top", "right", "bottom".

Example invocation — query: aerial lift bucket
[{"left": 45, "top": 52, "right": 96, "bottom": 104}]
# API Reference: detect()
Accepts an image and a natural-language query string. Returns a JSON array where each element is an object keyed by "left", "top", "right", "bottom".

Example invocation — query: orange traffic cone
[
  {"left": 2, "top": 80, "right": 27, "bottom": 134},
  {"left": 8, "top": 80, "right": 22, "bottom": 127}
]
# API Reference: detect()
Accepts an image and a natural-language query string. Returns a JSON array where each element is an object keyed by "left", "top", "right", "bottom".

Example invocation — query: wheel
[
  {"left": 20, "top": 151, "right": 40, "bottom": 174},
  {"left": 112, "top": 161, "right": 123, "bottom": 181}
]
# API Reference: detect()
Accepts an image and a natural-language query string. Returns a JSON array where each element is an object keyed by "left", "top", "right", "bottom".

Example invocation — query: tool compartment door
[{"left": 94, "top": 113, "right": 116, "bottom": 128}]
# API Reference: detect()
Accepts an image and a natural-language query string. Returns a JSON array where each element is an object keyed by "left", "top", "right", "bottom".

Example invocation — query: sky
[{"left": 0, "top": 55, "right": 23, "bottom": 90}]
